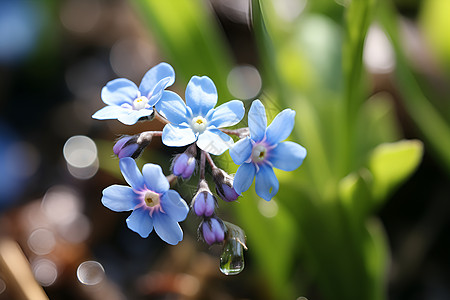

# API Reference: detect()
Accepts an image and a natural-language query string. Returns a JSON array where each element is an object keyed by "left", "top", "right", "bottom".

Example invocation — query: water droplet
[
  {"left": 219, "top": 239, "right": 245, "bottom": 275},
  {"left": 77, "top": 261, "right": 105, "bottom": 285}
]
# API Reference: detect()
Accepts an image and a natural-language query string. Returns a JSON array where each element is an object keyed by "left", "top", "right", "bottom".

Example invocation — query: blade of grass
[
  {"left": 378, "top": 0, "right": 450, "bottom": 174},
  {"left": 132, "top": 0, "right": 233, "bottom": 102}
]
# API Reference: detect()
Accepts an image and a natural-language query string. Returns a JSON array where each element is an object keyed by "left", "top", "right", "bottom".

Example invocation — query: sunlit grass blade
[
  {"left": 378, "top": 0, "right": 450, "bottom": 174},
  {"left": 132, "top": 0, "right": 233, "bottom": 102}
]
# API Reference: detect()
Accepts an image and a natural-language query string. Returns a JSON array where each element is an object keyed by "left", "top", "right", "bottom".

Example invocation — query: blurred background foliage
[{"left": 0, "top": 0, "right": 449, "bottom": 299}]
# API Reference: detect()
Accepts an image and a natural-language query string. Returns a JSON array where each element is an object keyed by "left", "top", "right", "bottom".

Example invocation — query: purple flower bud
[
  {"left": 192, "top": 180, "right": 216, "bottom": 217},
  {"left": 193, "top": 192, "right": 215, "bottom": 217},
  {"left": 172, "top": 146, "right": 196, "bottom": 179},
  {"left": 212, "top": 167, "right": 239, "bottom": 202},
  {"left": 201, "top": 217, "right": 225, "bottom": 245},
  {"left": 113, "top": 134, "right": 151, "bottom": 159},
  {"left": 217, "top": 183, "right": 239, "bottom": 202}
]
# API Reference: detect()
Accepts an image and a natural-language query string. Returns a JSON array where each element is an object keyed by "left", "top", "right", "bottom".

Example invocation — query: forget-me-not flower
[
  {"left": 158, "top": 76, "right": 244, "bottom": 155},
  {"left": 92, "top": 62, "right": 175, "bottom": 125},
  {"left": 229, "top": 100, "right": 307, "bottom": 201},
  {"left": 101, "top": 157, "right": 189, "bottom": 245}
]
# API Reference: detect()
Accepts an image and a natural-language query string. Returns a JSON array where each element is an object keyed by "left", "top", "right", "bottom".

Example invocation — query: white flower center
[
  {"left": 144, "top": 190, "right": 160, "bottom": 207},
  {"left": 133, "top": 96, "right": 149, "bottom": 110},
  {"left": 251, "top": 144, "right": 267, "bottom": 163},
  {"left": 191, "top": 116, "right": 208, "bottom": 133}
]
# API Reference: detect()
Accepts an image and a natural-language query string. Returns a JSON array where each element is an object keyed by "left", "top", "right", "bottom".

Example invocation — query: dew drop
[{"left": 219, "top": 239, "right": 245, "bottom": 275}]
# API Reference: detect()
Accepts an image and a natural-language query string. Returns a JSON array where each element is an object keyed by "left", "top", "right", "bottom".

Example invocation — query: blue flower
[
  {"left": 92, "top": 62, "right": 175, "bottom": 125},
  {"left": 229, "top": 100, "right": 307, "bottom": 201},
  {"left": 101, "top": 157, "right": 189, "bottom": 245},
  {"left": 158, "top": 76, "right": 244, "bottom": 155}
]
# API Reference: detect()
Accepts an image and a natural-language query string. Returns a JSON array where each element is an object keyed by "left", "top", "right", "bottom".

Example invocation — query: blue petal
[
  {"left": 119, "top": 157, "right": 145, "bottom": 191},
  {"left": 185, "top": 76, "right": 217, "bottom": 116},
  {"left": 153, "top": 212, "right": 183, "bottom": 245},
  {"left": 269, "top": 141, "right": 307, "bottom": 171},
  {"left": 101, "top": 185, "right": 139, "bottom": 212},
  {"left": 92, "top": 106, "right": 128, "bottom": 120},
  {"left": 162, "top": 124, "right": 197, "bottom": 147},
  {"left": 101, "top": 78, "right": 139, "bottom": 106},
  {"left": 248, "top": 100, "right": 267, "bottom": 142},
  {"left": 126, "top": 207, "right": 153, "bottom": 238},
  {"left": 142, "top": 163, "right": 169, "bottom": 193},
  {"left": 155, "top": 91, "right": 189, "bottom": 125},
  {"left": 160, "top": 190, "right": 189, "bottom": 222},
  {"left": 147, "top": 77, "right": 171, "bottom": 106},
  {"left": 197, "top": 128, "right": 233, "bottom": 155},
  {"left": 255, "top": 164, "right": 279, "bottom": 201},
  {"left": 265, "top": 109, "right": 296, "bottom": 145},
  {"left": 209, "top": 100, "right": 245, "bottom": 128},
  {"left": 117, "top": 108, "right": 153, "bottom": 125},
  {"left": 138, "top": 62, "right": 175, "bottom": 98},
  {"left": 229, "top": 137, "right": 252, "bottom": 165},
  {"left": 233, "top": 163, "right": 256, "bottom": 195}
]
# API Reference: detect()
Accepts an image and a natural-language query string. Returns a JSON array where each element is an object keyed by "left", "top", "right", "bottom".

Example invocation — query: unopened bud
[
  {"left": 113, "top": 134, "right": 151, "bottom": 159},
  {"left": 212, "top": 167, "right": 239, "bottom": 202},
  {"left": 192, "top": 180, "right": 216, "bottom": 217},
  {"left": 172, "top": 145, "right": 197, "bottom": 179},
  {"left": 200, "top": 217, "right": 225, "bottom": 245}
]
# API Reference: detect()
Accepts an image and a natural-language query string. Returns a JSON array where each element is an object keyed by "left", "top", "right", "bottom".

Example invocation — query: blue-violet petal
[
  {"left": 255, "top": 164, "right": 279, "bottom": 201},
  {"left": 265, "top": 108, "right": 296, "bottom": 145},
  {"left": 197, "top": 128, "right": 233, "bottom": 155},
  {"left": 248, "top": 100, "right": 267, "bottom": 142},
  {"left": 233, "top": 163, "right": 256, "bottom": 195},
  {"left": 269, "top": 141, "right": 306, "bottom": 171},
  {"left": 160, "top": 190, "right": 189, "bottom": 222},
  {"left": 185, "top": 76, "right": 217, "bottom": 116},
  {"left": 101, "top": 78, "right": 138, "bottom": 106},
  {"left": 101, "top": 185, "right": 139, "bottom": 212},
  {"left": 119, "top": 157, "right": 145, "bottom": 191},
  {"left": 142, "top": 163, "right": 169, "bottom": 193},
  {"left": 126, "top": 207, "right": 153, "bottom": 238},
  {"left": 229, "top": 137, "right": 252, "bottom": 165},
  {"left": 153, "top": 212, "right": 183, "bottom": 245},
  {"left": 162, "top": 123, "right": 197, "bottom": 147},
  {"left": 138, "top": 62, "right": 175, "bottom": 98},
  {"left": 209, "top": 100, "right": 245, "bottom": 128}
]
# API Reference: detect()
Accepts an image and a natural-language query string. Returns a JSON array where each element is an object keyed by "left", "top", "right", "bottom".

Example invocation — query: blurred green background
[{"left": 0, "top": 0, "right": 449, "bottom": 299}]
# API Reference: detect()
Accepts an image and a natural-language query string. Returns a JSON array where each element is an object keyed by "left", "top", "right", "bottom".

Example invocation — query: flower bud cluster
[{"left": 192, "top": 179, "right": 225, "bottom": 245}]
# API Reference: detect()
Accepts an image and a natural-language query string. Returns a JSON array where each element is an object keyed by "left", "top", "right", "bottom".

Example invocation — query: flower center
[
  {"left": 191, "top": 116, "right": 207, "bottom": 133},
  {"left": 251, "top": 144, "right": 268, "bottom": 163},
  {"left": 133, "top": 96, "right": 149, "bottom": 110},
  {"left": 144, "top": 190, "right": 160, "bottom": 207}
]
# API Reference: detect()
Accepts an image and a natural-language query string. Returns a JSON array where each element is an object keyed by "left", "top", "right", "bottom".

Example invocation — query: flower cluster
[{"left": 93, "top": 63, "right": 306, "bottom": 274}]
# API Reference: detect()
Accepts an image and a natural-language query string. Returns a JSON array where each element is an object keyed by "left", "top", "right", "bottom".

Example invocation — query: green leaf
[
  {"left": 368, "top": 140, "right": 423, "bottom": 201},
  {"left": 340, "top": 0, "right": 376, "bottom": 176},
  {"left": 132, "top": 0, "right": 233, "bottom": 102},
  {"left": 362, "top": 218, "right": 390, "bottom": 300},
  {"left": 419, "top": 0, "right": 450, "bottom": 71}
]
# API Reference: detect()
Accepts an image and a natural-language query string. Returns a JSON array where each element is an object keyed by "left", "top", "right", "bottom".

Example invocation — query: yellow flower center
[
  {"left": 144, "top": 190, "right": 160, "bottom": 207},
  {"left": 133, "top": 96, "right": 149, "bottom": 110},
  {"left": 191, "top": 116, "right": 207, "bottom": 133}
]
